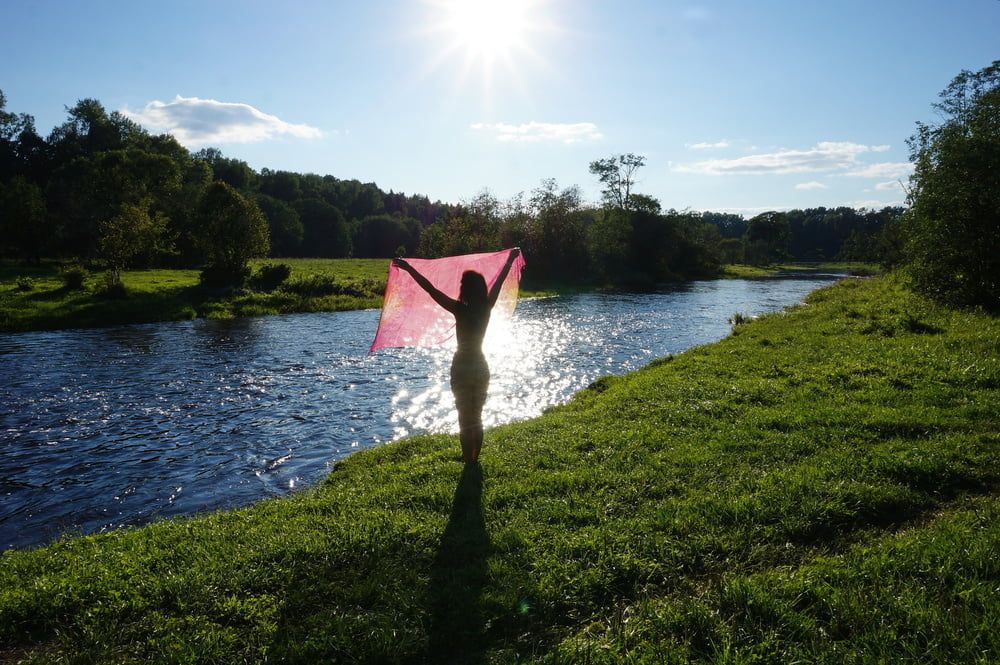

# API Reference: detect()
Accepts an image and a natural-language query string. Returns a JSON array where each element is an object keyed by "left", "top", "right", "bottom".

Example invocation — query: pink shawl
[{"left": 370, "top": 249, "right": 526, "bottom": 351}]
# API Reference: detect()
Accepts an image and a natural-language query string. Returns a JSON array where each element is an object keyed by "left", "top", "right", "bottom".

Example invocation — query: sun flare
[{"left": 441, "top": 0, "right": 533, "bottom": 61}]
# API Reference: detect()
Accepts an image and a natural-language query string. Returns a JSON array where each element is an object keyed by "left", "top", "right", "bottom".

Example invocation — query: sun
[
  {"left": 416, "top": 0, "right": 556, "bottom": 104},
  {"left": 439, "top": 0, "right": 533, "bottom": 62}
]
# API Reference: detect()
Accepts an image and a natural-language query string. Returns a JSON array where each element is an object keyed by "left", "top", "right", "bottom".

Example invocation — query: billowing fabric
[{"left": 370, "top": 249, "right": 526, "bottom": 351}]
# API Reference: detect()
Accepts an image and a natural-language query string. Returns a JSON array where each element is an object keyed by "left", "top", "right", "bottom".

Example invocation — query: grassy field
[
  {"left": 0, "top": 258, "right": 390, "bottom": 333},
  {"left": 1, "top": 274, "right": 997, "bottom": 663}
]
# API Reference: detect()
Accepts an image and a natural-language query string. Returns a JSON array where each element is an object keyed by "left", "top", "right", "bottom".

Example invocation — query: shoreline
[
  {"left": 0, "top": 259, "right": 876, "bottom": 334},
  {"left": 2, "top": 273, "right": 996, "bottom": 662}
]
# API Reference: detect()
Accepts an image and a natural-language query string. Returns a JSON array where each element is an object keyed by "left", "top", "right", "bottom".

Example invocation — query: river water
[{"left": 0, "top": 273, "right": 841, "bottom": 550}]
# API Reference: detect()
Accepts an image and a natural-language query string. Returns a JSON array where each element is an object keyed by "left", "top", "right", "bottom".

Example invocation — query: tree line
[{"left": 1, "top": 92, "right": 906, "bottom": 290}]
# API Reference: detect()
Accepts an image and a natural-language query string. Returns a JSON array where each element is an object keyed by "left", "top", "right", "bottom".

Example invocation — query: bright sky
[{"left": 4, "top": 0, "right": 997, "bottom": 214}]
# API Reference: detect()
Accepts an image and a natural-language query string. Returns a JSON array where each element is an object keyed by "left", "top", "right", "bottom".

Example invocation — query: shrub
[
  {"left": 281, "top": 274, "right": 364, "bottom": 298},
  {"left": 15, "top": 276, "right": 33, "bottom": 292},
  {"left": 200, "top": 265, "right": 250, "bottom": 289},
  {"left": 195, "top": 182, "right": 270, "bottom": 285},
  {"left": 60, "top": 264, "right": 88, "bottom": 290},
  {"left": 250, "top": 263, "right": 292, "bottom": 292},
  {"left": 729, "top": 312, "right": 751, "bottom": 325},
  {"left": 93, "top": 271, "right": 129, "bottom": 299}
]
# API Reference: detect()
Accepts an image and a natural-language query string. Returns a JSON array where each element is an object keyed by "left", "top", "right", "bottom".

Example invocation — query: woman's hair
[{"left": 459, "top": 270, "right": 488, "bottom": 306}]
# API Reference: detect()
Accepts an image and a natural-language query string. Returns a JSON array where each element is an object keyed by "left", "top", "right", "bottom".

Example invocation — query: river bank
[
  {"left": 2, "top": 274, "right": 997, "bottom": 663},
  {"left": 0, "top": 259, "right": 874, "bottom": 333}
]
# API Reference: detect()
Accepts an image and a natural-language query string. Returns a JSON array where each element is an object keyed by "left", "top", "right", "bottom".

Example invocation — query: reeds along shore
[{"left": 1, "top": 273, "right": 998, "bottom": 663}]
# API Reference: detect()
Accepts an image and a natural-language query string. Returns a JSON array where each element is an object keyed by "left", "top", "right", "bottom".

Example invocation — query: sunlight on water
[{"left": 0, "top": 275, "right": 842, "bottom": 549}]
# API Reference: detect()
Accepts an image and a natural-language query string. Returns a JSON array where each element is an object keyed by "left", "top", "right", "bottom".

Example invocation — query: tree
[
  {"left": 259, "top": 169, "right": 302, "bottom": 202},
  {"left": 588, "top": 153, "right": 645, "bottom": 211},
  {"left": 527, "top": 179, "right": 589, "bottom": 282},
  {"left": 903, "top": 60, "right": 1000, "bottom": 309},
  {"left": 0, "top": 176, "right": 49, "bottom": 262},
  {"left": 255, "top": 194, "right": 304, "bottom": 257},
  {"left": 294, "top": 198, "right": 351, "bottom": 257},
  {"left": 354, "top": 214, "right": 420, "bottom": 257},
  {"left": 195, "top": 181, "right": 270, "bottom": 284},
  {"left": 586, "top": 207, "right": 632, "bottom": 281},
  {"left": 745, "top": 212, "right": 790, "bottom": 265},
  {"left": 98, "top": 199, "right": 168, "bottom": 287},
  {"left": 193, "top": 148, "right": 257, "bottom": 191}
]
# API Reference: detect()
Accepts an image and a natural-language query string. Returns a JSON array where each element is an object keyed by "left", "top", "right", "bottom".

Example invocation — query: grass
[
  {"left": 1, "top": 273, "right": 997, "bottom": 663},
  {"left": 0, "top": 259, "right": 391, "bottom": 332},
  {"left": 0, "top": 258, "right": 564, "bottom": 333},
  {"left": 720, "top": 262, "right": 880, "bottom": 279}
]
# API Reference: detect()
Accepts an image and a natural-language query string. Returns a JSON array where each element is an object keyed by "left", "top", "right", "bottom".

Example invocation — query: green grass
[
  {"left": 1, "top": 274, "right": 998, "bottom": 663},
  {"left": 0, "top": 259, "right": 391, "bottom": 332},
  {"left": 721, "top": 262, "right": 880, "bottom": 279}
]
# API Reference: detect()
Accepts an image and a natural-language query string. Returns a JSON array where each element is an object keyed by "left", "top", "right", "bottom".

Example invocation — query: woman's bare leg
[{"left": 457, "top": 410, "right": 484, "bottom": 463}]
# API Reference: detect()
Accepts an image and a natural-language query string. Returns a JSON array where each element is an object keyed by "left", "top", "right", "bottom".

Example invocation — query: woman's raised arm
[
  {"left": 487, "top": 248, "right": 521, "bottom": 308},
  {"left": 393, "top": 258, "right": 460, "bottom": 314}
]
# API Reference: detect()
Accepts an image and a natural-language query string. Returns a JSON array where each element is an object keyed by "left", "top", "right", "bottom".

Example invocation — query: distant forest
[{"left": 0, "top": 93, "right": 904, "bottom": 287}]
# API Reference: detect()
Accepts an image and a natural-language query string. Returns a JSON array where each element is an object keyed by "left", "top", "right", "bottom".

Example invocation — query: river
[{"left": 0, "top": 273, "right": 842, "bottom": 550}]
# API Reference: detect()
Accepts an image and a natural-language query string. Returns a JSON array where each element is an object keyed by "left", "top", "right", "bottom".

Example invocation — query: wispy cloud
[
  {"left": 795, "top": 181, "right": 828, "bottom": 190},
  {"left": 471, "top": 121, "right": 602, "bottom": 144},
  {"left": 674, "top": 142, "right": 905, "bottom": 176},
  {"left": 687, "top": 140, "right": 730, "bottom": 150},
  {"left": 122, "top": 95, "right": 323, "bottom": 146},
  {"left": 874, "top": 180, "right": 905, "bottom": 191},
  {"left": 844, "top": 162, "right": 914, "bottom": 179}
]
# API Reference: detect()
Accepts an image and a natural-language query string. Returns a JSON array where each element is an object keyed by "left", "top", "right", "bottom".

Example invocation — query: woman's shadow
[{"left": 426, "top": 463, "right": 491, "bottom": 663}]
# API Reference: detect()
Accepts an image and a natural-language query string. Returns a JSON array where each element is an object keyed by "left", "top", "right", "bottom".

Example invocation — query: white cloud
[
  {"left": 122, "top": 95, "right": 323, "bottom": 146},
  {"left": 874, "top": 180, "right": 905, "bottom": 191},
  {"left": 674, "top": 141, "right": 893, "bottom": 175},
  {"left": 702, "top": 205, "right": 792, "bottom": 216},
  {"left": 871, "top": 144, "right": 891, "bottom": 152},
  {"left": 471, "top": 121, "right": 602, "bottom": 144},
  {"left": 844, "top": 162, "right": 914, "bottom": 179},
  {"left": 687, "top": 140, "right": 730, "bottom": 150},
  {"left": 850, "top": 199, "right": 904, "bottom": 210},
  {"left": 795, "top": 181, "right": 828, "bottom": 190}
]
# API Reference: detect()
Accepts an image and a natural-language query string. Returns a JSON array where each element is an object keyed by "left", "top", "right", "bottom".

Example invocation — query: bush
[
  {"left": 60, "top": 264, "right": 88, "bottom": 290},
  {"left": 15, "top": 276, "right": 33, "bottom": 292},
  {"left": 97, "top": 279, "right": 129, "bottom": 300},
  {"left": 250, "top": 263, "right": 292, "bottom": 292},
  {"left": 281, "top": 274, "right": 364, "bottom": 298},
  {"left": 200, "top": 265, "right": 250, "bottom": 289}
]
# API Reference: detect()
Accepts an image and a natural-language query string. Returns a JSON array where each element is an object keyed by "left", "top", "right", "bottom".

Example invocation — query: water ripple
[{"left": 0, "top": 276, "right": 838, "bottom": 549}]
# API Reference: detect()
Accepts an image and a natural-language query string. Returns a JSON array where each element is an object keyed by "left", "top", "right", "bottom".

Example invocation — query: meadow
[
  {"left": 1, "top": 273, "right": 997, "bottom": 663},
  {"left": 0, "top": 258, "right": 390, "bottom": 333}
]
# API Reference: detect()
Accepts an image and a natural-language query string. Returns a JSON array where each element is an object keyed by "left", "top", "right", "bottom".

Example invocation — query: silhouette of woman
[{"left": 392, "top": 248, "right": 521, "bottom": 463}]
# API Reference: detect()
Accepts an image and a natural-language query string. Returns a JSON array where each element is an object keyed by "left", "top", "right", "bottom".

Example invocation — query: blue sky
[{"left": 3, "top": 0, "right": 997, "bottom": 214}]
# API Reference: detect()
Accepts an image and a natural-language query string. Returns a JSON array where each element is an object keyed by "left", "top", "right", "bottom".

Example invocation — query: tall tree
[
  {"left": 903, "top": 60, "right": 1000, "bottom": 309},
  {"left": 588, "top": 153, "right": 646, "bottom": 211}
]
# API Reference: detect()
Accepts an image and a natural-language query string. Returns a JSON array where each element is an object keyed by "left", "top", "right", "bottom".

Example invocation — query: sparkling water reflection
[{"left": 0, "top": 274, "right": 841, "bottom": 549}]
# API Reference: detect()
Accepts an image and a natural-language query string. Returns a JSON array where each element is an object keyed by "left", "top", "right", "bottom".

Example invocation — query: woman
[{"left": 392, "top": 248, "right": 521, "bottom": 463}]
